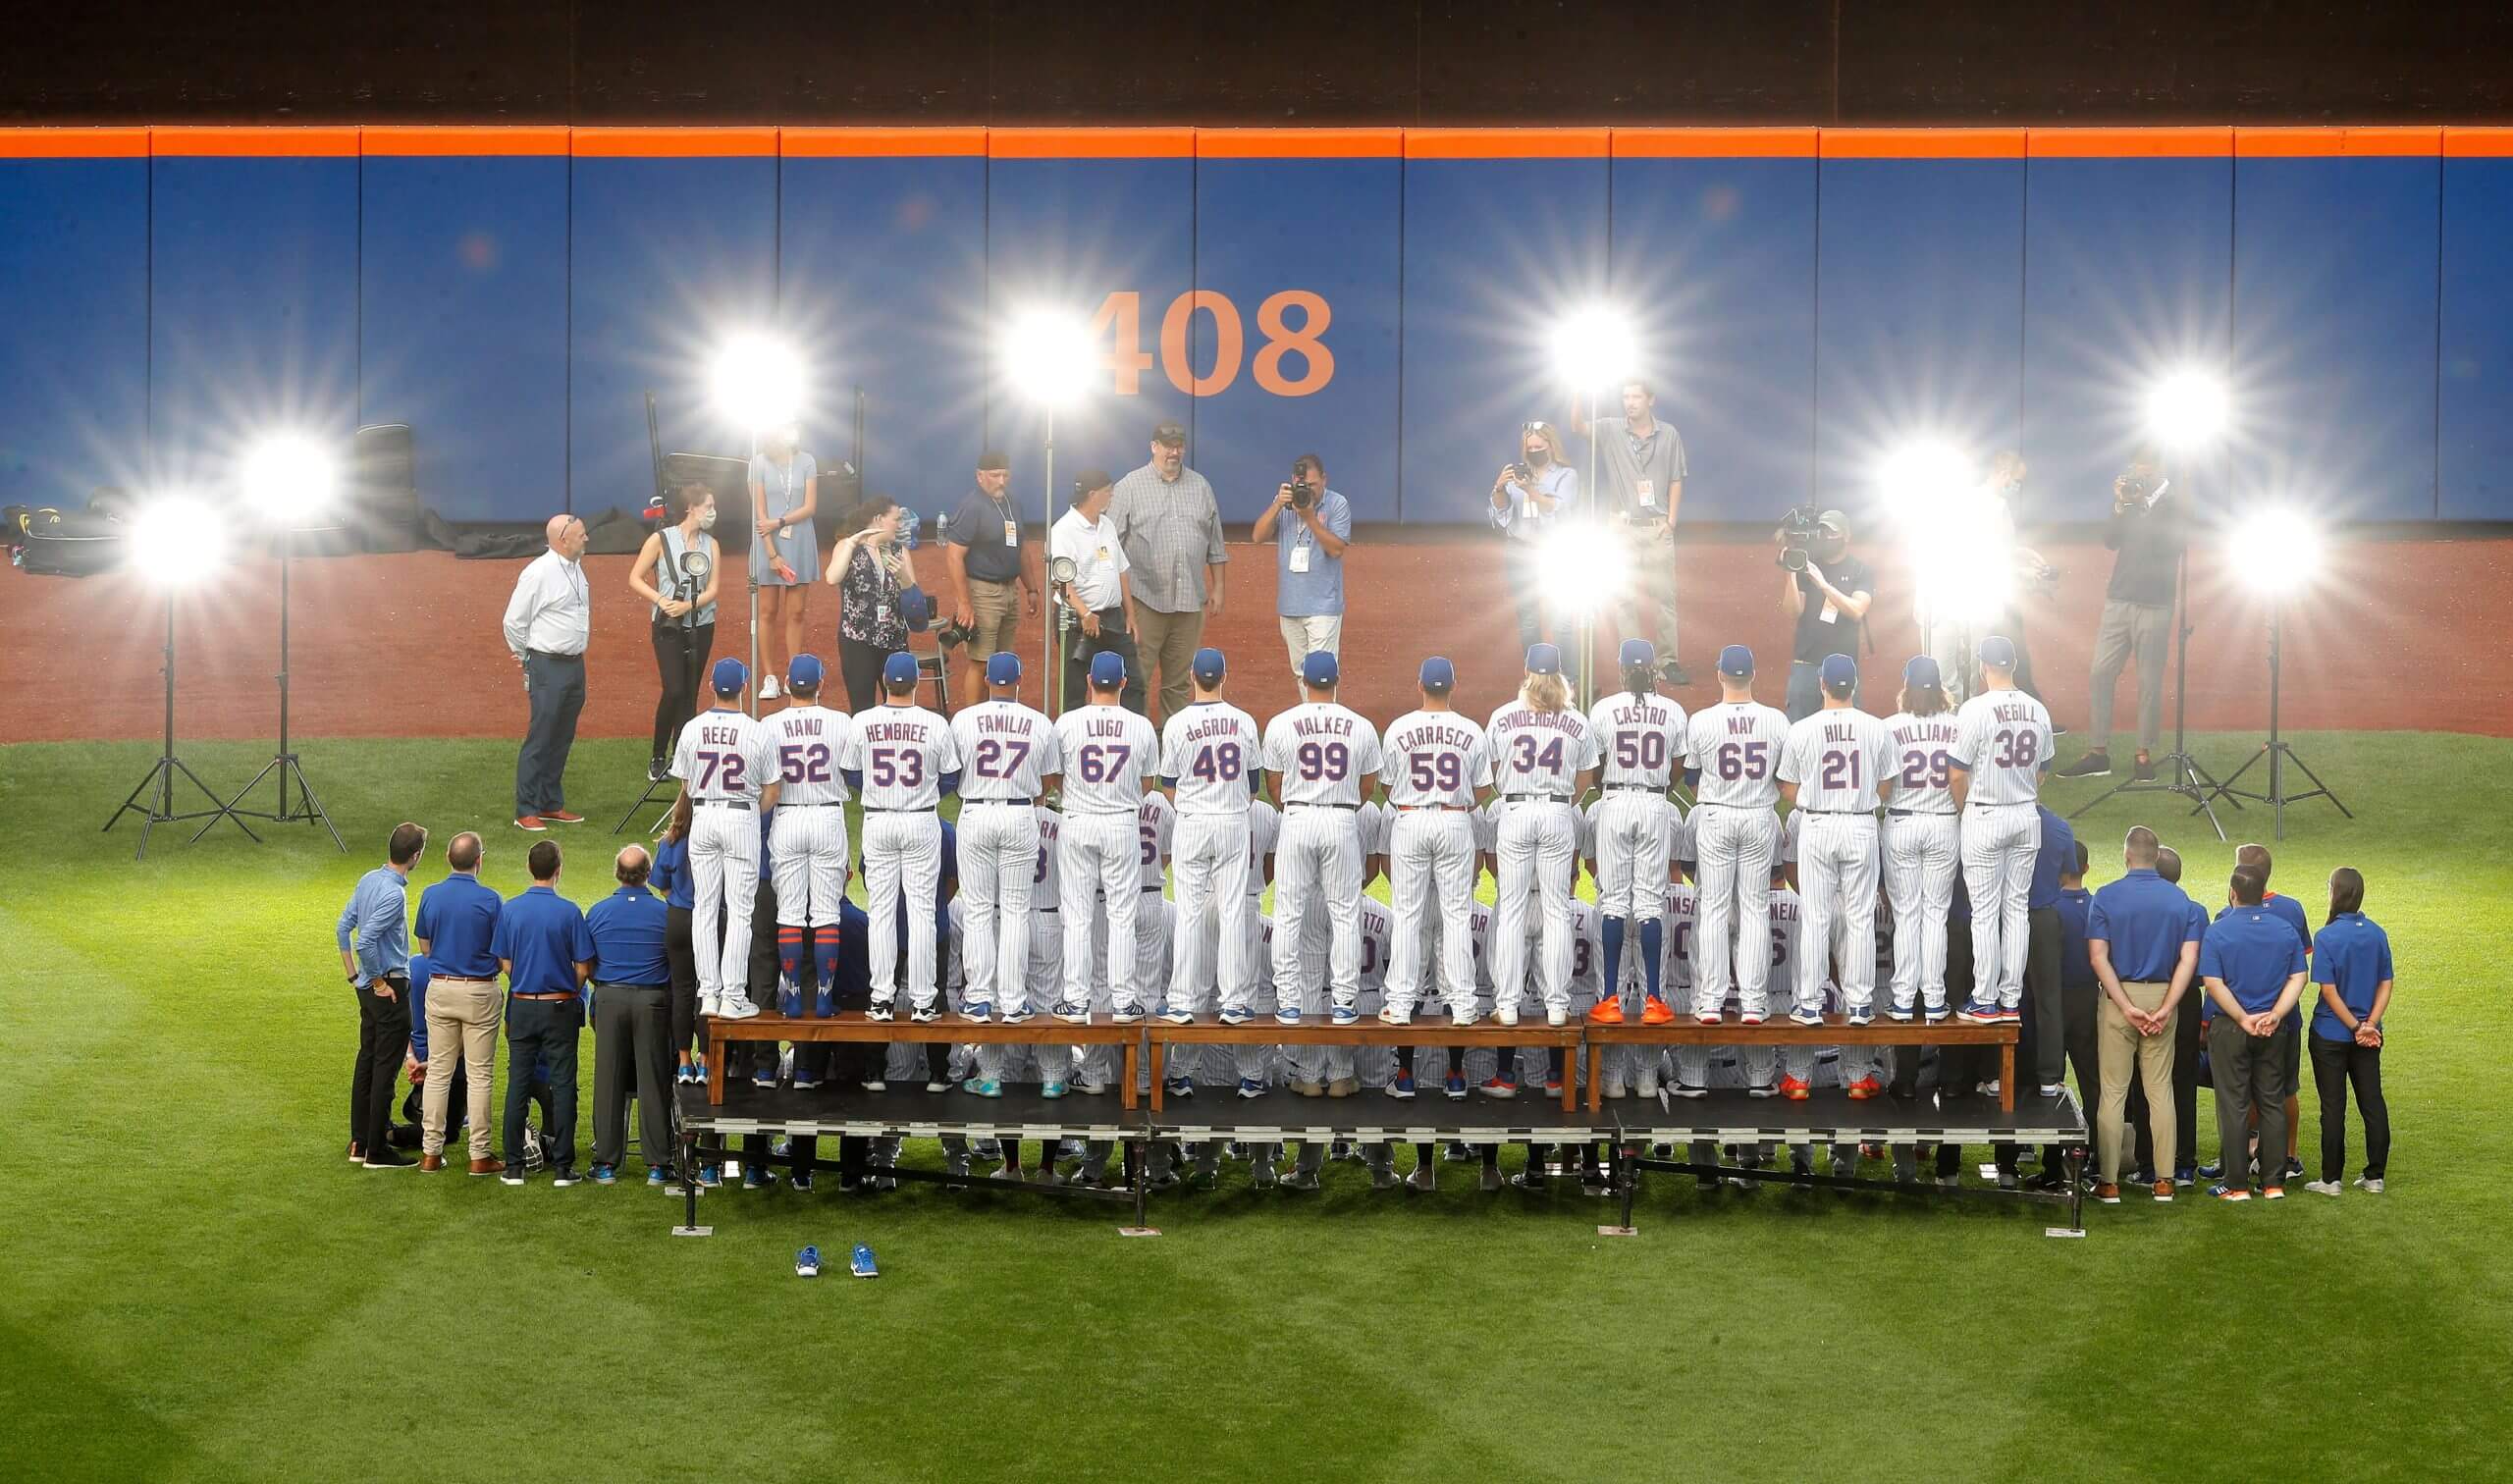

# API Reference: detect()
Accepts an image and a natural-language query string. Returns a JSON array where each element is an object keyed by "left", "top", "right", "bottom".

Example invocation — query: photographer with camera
[
  {"left": 1251, "top": 452, "right": 1352, "bottom": 695},
  {"left": 627, "top": 484, "right": 722, "bottom": 782},
  {"left": 2059, "top": 447, "right": 2183, "bottom": 782},
  {"left": 943, "top": 450, "right": 1041, "bottom": 685},
  {"left": 1488, "top": 421, "right": 1579, "bottom": 651},
  {"left": 1052, "top": 469, "right": 1146, "bottom": 714},
  {"left": 1573, "top": 380, "right": 1688, "bottom": 685},
  {"left": 1775, "top": 508, "right": 1874, "bottom": 721}
]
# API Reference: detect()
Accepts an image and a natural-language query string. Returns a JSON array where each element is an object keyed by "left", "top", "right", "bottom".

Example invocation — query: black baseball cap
[
  {"left": 976, "top": 450, "right": 1009, "bottom": 472},
  {"left": 1151, "top": 420, "right": 1187, "bottom": 447}
]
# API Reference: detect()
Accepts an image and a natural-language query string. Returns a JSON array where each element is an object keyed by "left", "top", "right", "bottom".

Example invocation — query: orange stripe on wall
[
  {"left": 361, "top": 126, "right": 570, "bottom": 157},
  {"left": 989, "top": 129, "right": 1195, "bottom": 159},
  {"left": 2027, "top": 127, "right": 2230, "bottom": 159},
  {"left": 1407, "top": 129, "right": 1608, "bottom": 160},
  {"left": 1821, "top": 128, "right": 2025, "bottom": 160},
  {"left": 570, "top": 127, "right": 778, "bottom": 158},
  {"left": 1612, "top": 128, "right": 1817, "bottom": 159},
  {"left": 2236, "top": 126, "right": 2440, "bottom": 158},
  {"left": 2444, "top": 128, "right": 2513, "bottom": 158},
  {"left": 152, "top": 126, "right": 359, "bottom": 158},
  {"left": 781, "top": 127, "right": 988, "bottom": 157},
  {"left": 0, "top": 128, "right": 150, "bottom": 159},
  {"left": 1198, "top": 129, "right": 1403, "bottom": 159}
]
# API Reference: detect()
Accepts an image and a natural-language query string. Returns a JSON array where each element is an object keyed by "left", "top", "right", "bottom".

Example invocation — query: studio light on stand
[
  {"left": 709, "top": 333, "right": 808, "bottom": 718},
  {"left": 1549, "top": 305, "right": 1638, "bottom": 707},
  {"left": 107, "top": 496, "right": 257, "bottom": 860},
  {"left": 2205, "top": 509, "right": 2350, "bottom": 840},
  {"left": 2073, "top": 367, "right": 2235, "bottom": 839},
  {"left": 194, "top": 435, "right": 345, "bottom": 850},
  {"left": 1003, "top": 309, "right": 1096, "bottom": 716}
]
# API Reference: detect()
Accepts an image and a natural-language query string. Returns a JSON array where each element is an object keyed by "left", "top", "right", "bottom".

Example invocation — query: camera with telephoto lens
[
  {"left": 2115, "top": 468, "right": 2155, "bottom": 507},
  {"left": 1774, "top": 504, "right": 1820, "bottom": 572},
  {"left": 932, "top": 619, "right": 977, "bottom": 652},
  {"left": 1285, "top": 463, "right": 1316, "bottom": 511}
]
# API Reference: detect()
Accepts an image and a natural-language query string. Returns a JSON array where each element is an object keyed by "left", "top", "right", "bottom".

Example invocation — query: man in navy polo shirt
[
  {"left": 492, "top": 839, "right": 595, "bottom": 1186},
  {"left": 413, "top": 831, "right": 505, "bottom": 1174},
  {"left": 2086, "top": 826, "right": 2202, "bottom": 1201},
  {"left": 2219, "top": 841, "right": 2313, "bottom": 1185},
  {"left": 2197, "top": 864, "right": 2310, "bottom": 1201},
  {"left": 2022, "top": 804, "right": 2078, "bottom": 1098},
  {"left": 588, "top": 843, "right": 677, "bottom": 1187}
]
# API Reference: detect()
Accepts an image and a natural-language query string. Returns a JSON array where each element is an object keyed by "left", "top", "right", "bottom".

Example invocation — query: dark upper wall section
[{"left": 7, "top": 0, "right": 2513, "bottom": 126}]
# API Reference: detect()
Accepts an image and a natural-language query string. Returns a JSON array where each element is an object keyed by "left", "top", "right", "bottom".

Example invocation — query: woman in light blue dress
[{"left": 748, "top": 425, "right": 820, "bottom": 699}]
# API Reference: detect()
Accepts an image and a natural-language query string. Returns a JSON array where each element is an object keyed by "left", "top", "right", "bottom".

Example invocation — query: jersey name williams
[{"left": 1891, "top": 718, "right": 1961, "bottom": 748}]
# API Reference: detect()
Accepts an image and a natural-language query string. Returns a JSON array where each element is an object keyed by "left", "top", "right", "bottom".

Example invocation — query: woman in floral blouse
[{"left": 823, "top": 497, "right": 920, "bottom": 711}]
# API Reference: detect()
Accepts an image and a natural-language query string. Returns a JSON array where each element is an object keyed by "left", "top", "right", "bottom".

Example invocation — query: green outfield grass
[{"left": 2, "top": 731, "right": 2505, "bottom": 1482}]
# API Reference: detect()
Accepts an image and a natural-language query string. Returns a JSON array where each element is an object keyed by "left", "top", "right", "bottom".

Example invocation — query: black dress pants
[{"left": 350, "top": 975, "right": 411, "bottom": 1157}]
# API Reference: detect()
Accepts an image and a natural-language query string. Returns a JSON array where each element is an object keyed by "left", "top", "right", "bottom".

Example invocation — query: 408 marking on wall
[{"left": 1089, "top": 290, "right": 1333, "bottom": 398}]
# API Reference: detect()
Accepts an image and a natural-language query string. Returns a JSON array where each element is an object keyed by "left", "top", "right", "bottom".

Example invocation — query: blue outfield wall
[{"left": 0, "top": 126, "right": 2508, "bottom": 527}]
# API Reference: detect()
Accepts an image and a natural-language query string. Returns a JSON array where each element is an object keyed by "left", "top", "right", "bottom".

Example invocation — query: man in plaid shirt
[{"left": 1110, "top": 419, "right": 1228, "bottom": 724}]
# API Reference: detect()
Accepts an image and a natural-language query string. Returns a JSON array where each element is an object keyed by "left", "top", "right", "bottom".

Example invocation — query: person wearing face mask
[
  {"left": 1488, "top": 420, "right": 1580, "bottom": 652},
  {"left": 504, "top": 512, "right": 593, "bottom": 831},
  {"left": 629, "top": 483, "right": 723, "bottom": 782}
]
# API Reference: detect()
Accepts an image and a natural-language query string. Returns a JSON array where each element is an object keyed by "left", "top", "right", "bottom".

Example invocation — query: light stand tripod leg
[
  {"left": 2066, "top": 547, "right": 2227, "bottom": 841},
  {"left": 193, "top": 537, "right": 341, "bottom": 849}
]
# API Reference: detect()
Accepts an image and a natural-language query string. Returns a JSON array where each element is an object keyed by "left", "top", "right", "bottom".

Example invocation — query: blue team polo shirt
[
  {"left": 414, "top": 872, "right": 503, "bottom": 979},
  {"left": 492, "top": 884, "right": 594, "bottom": 999},
  {"left": 2055, "top": 885, "right": 2095, "bottom": 989},
  {"left": 2028, "top": 808, "right": 2074, "bottom": 910},
  {"left": 586, "top": 884, "right": 672, "bottom": 986},
  {"left": 651, "top": 834, "right": 696, "bottom": 911},
  {"left": 2310, "top": 912, "right": 2392, "bottom": 1041},
  {"left": 2085, "top": 869, "right": 2201, "bottom": 982},
  {"left": 2198, "top": 905, "right": 2309, "bottom": 1019}
]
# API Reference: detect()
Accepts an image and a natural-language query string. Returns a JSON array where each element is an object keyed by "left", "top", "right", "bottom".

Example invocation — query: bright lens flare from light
[
  {"left": 1876, "top": 440, "right": 1975, "bottom": 525},
  {"left": 131, "top": 496, "right": 227, "bottom": 586},
  {"left": 1550, "top": 306, "right": 1638, "bottom": 391},
  {"left": 1912, "top": 522, "right": 2014, "bottom": 628},
  {"left": 2237, "top": 508, "right": 2323, "bottom": 592},
  {"left": 241, "top": 435, "right": 335, "bottom": 525},
  {"left": 1003, "top": 309, "right": 1098, "bottom": 408},
  {"left": 1535, "top": 524, "right": 1628, "bottom": 617},
  {"left": 709, "top": 334, "right": 808, "bottom": 432},
  {"left": 2146, "top": 369, "right": 2229, "bottom": 450}
]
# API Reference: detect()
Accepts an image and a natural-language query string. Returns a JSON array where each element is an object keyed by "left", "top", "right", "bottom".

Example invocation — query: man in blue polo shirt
[
  {"left": 588, "top": 843, "right": 677, "bottom": 1187},
  {"left": 492, "top": 839, "right": 594, "bottom": 1186},
  {"left": 2219, "top": 841, "right": 2313, "bottom": 1185},
  {"left": 2198, "top": 864, "right": 2310, "bottom": 1201},
  {"left": 2085, "top": 825, "right": 2202, "bottom": 1202},
  {"left": 413, "top": 831, "right": 504, "bottom": 1174}
]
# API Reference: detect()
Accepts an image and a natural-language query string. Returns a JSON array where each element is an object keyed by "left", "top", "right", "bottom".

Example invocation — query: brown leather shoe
[
  {"left": 419, "top": 1153, "right": 446, "bottom": 1172},
  {"left": 469, "top": 1156, "right": 507, "bottom": 1177}
]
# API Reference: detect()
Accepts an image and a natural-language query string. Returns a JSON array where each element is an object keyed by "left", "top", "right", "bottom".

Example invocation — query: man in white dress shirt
[{"left": 502, "top": 513, "right": 592, "bottom": 831}]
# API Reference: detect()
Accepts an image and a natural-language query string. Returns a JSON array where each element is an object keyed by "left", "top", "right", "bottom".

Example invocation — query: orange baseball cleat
[
  {"left": 1639, "top": 996, "right": 1676, "bottom": 1025},
  {"left": 1585, "top": 996, "right": 1626, "bottom": 1025},
  {"left": 1845, "top": 1075, "right": 1884, "bottom": 1100},
  {"left": 1779, "top": 1076, "right": 1812, "bottom": 1101}
]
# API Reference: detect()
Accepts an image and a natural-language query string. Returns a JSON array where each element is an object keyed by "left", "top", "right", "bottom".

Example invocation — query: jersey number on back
[
  {"left": 695, "top": 750, "right": 747, "bottom": 790},
  {"left": 1509, "top": 735, "right": 1565, "bottom": 774},
  {"left": 1819, "top": 750, "right": 1861, "bottom": 790},
  {"left": 972, "top": 738, "right": 1031, "bottom": 779},
  {"left": 1614, "top": 733, "right": 1668, "bottom": 770},
  {"left": 1296, "top": 742, "right": 1349, "bottom": 780},
  {"left": 868, "top": 748, "right": 926, "bottom": 789},
  {"left": 1189, "top": 743, "right": 1243, "bottom": 783},
  {"left": 778, "top": 743, "right": 831, "bottom": 784},
  {"left": 1898, "top": 749, "right": 1952, "bottom": 789},
  {"left": 1077, "top": 743, "right": 1132, "bottom": 783},
  {"left": 1409, "top": 753, "right": 1463, "bottom": 791},
  {"left": 1715, "top": 741, "right": 1770, "bottom": 781},
  {"left": 1991, "top": 729, "right": 2040, "bottom": 768}
]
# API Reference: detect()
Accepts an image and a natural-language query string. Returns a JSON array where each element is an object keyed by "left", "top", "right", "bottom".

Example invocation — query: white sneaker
[
  {"left": 717, "top": 996, "right": 762, "bottom": 1021},
  {"left": 760, "top": 675, "right": 781, "bottom": 700},
  {"left": 2304, "top": 1179, "right": 2343, "bottom": 1197},
  {"left": 1636, "top": 1073, "right": 1660, "bottom": 1098},
  {"left": 1545, "top": 1006, "right": 1569, "bottom": 1028},
  {"left": 1495, "top": 1006, "right": 1521, "bottom": 1027},
  {"left": 2353, "top": 1175, "right": 2384, "bottom": 1194},
  {"left": 1376, "top": 1005, "right": 1413, "bottom": 1027},
  {"left": 1603, "top": 1078, "right": 1629, "bottom": 1100},
  {"left": 698, "top": 992, "right": 720, "bottom": 1018}
]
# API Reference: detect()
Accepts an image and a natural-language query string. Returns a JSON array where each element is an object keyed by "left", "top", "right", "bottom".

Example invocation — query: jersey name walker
[
  {"left": 1054, "top": 705, "right": 1161, "bottom": 814},
  {"left": 1379, "top": 711, "right": 1494, "bottom": 809},
  {"left": 1587, "top": 691, "right": 1688, "bottom": 789},
  {"left": 1261, "top": 703, "right": 1384, "bottom": 807},
  {"left": 1484, "top": 703, "right": 1600, "bottom": 798},
  {"left": 673, "top": 709, "right": 776, "bottom": 803},
  {"left": 1885, "top": 713, "right": 1965, "bottom": 814},
  {"left": 950, "top": 699, "right": 1059, "bottom": 802},
  {"left": 1780, "top": 708, "right": 1894, "bottom": 812},
  {"left": 1684, "top": 701, "right": 1792, "bottom": 809},
  {"left": 762, "top": 705, "right": 855, "bottom": 804},
  {"left": 1951, "top": 691, "right": 2054, "bottom": 805},
  {"left": 1161, "top": 702, "right": 1263, "bottom": 815},
  {"left": 841, "top": 705, "right": 960, "bottom": 810}
]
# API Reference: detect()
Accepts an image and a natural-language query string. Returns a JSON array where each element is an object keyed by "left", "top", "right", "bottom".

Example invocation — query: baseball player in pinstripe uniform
[
  {"left": 949, "top": 653, "right": 1059, "bottom": 1024},
  {"left": 1260, "top": 651, "right": 1383, "bottom": 1026},
  {"left": 1486, "top": 644, "right": 1600, "bottom": 1028},
  {"left": 1053, "top": 651, "right": 1162, "bottom": 1024},
  {"left": 1882, "top": 655, "right": 1963, "bottom": 1022},
  {"left": 764, "top": 656, "right": 854, "bottom": 1019},
  {"left": 1948, "top": 635, "right": 2053, "bottom": 1024},
  {"left": 1377, "top": 657, "right": 1495, "bottom": 1027},
  {"left": 1585, "top": 639, "right": 1688, "bottom": 1029},
  {"left": 839, "top": 652, "right": 962, "bottom": 1023},
  {"left": 1024, "top": 804, "right": 1070, "bottom": 1096},
  {"left": 1779, "top": 653, "right": 1896, "bottom": 1027},
  {"left": 1683, "top": 644, "right": 1791, "bottom": 1026},
  {"left": 1159, "top": 648, "right": 1263, "bottom": 1032},
  {"left": 671, "top": 658, "right": 780, "bottom": 1020},
  {"left": 1102, "top": 791, "right": 1175, "bottom": 1062}
]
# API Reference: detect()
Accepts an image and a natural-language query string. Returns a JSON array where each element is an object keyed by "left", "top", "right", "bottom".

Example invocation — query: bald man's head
[
  {"left": 546, "top": 513, "right": 587, "bottom": 559},
  {"left": 615, "top": 843, "right": 651, "bottom": 886}
]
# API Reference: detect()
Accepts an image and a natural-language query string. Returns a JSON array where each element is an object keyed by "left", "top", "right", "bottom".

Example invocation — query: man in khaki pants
[
  {"left": 412, "top": 831, "right": 507, "bottom": 1175},
  {"left": 2085, "top": 825, "right": 2202, "bottom": 1204}
]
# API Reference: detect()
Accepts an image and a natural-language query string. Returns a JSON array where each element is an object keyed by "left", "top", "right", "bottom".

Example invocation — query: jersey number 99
[{"left": 1296, "top": 741, "right": 1349, "bottom": 781}]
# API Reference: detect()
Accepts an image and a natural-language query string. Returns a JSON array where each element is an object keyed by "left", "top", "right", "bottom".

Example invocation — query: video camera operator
[
  {"left": 1774, "top": 508, "right": 1873, "bottom": 721},
  {"left": 2059, "top": 446, "right": 2183, "bottom": 782},
  {"left": 1251, "top": 451, "right": 1352, "bottom": 697}
]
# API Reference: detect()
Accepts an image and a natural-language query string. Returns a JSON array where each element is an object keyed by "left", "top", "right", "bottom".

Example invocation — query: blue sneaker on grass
[
  {"left": 590, "top": 1163, "right": 617, "bottom": 1186},
  {"left": 849, "top": 1244, "right": 879, "bottom": 1279},
  {"left": 648, "top": 1167, "right": 669, "bottom": 1189},
  {"left": 796, "top": 1246, "right": 822, "bottom": 1278}
]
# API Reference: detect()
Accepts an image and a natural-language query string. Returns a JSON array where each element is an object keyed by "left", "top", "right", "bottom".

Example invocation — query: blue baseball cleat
[
  {"left": 1051, "top": 1001, "right": 1091, "bottom": 1025},
  {"left": 1155, "top": 1002, "right": 1196, "bottom": 1026},
  {"left": 743, "top": 1164, "right": 776, "bottom": 1191},
  {"left": 1954, "top": 999, "right": 2001, "bottom": 1025},
  {"left": 647, "top": 1167, "right": 669, "bottom": 1189},
  {"left": 1217, "top": 1005, "right": 1257, "bottom": 1026},
  {"left": 776, "top": 976, "right": 801, "bottom": 1017},
  {"left": 695, "top": 1164, "right": 722, "bottom": 1189},
  {"left": 1273, "top": 1006, "right": 1303, "bottom": 1027},
  {"left": 1389, "top": 1069, "right": 1417, "bottom": 1100},
  {"left": 796, "top": 1246, "right": 822, "bottom": 1278},
  {"left": 1237, "top": 1077, "right": 1266, "bottom": 1099},
  {"left": 963, "top": 1078, "right": 1003, "bottom": 1098},
  {"left": 1845, "top": 1005, "right": 1876, "bottom": 1028},
  {"left": 589, "top": 1163, "right": 617, "bottom": 1186},
  {"left": 1109, "top": 1004, "right": 1146, "bottom": 1026},
  {"left": 1787, "top": 1007, "right": 1826, "bottom": 1029},
  {"left": 1444, "top": 1071, "right": 1468, "bottom": 1100},
  {"left": 1000, "top": 1006, "right": 1036, "bottom": 1025},
  {"left": 1329, "top": 1004, "right": 1361, "bottom": 1027},
  {"left": 1163, "top": 1077, "right": 1196, "bottom": 1100},
  {"left": 960, "top": 1001, "right": 992, "bottom": 1025},
  {"left": 849, "top": 1244, "right": 879, "bottom": 1279},
  {"left": 814, "top": 987, "right": 835, "bottom": 1018},
  {"left": 1041, "top": 1081, "right": 1068, "bottom": 1098}
]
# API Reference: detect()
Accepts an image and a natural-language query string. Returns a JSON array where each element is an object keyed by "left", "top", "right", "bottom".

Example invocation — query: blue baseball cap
[
  {"left": 1619, "top": 638, "right": 1656, "bottom": 669},
  {"left": 1090, "top": 650, "right": 1128, "bottom": 689},
  {"left": 1903, "top": 654, "right": 1942, "bottom": 688},
  {"left": 1524, "top": 643, "right": 1562, "bottom": 676},
  {"left": 1718, "top": 644, "right": 1755, "bottom": 678},
  {"left": 1192, "top": 647, "right": 1227, "bottom": 684},
  {"left": 711, "top": 657, "right": 749, "bottom": 695},
  {"left": 1301, "top": 651, "right": 1340, "bottom": 689},
  {"left": 1820, "top": 653, "right": 1858, "bottom": 693},
  {"left": 1977, "top": 634, "right": 2018, "bottom": 669},
  {"left": 1420, "top": 656, "right": 1456, "bottom": 690},
  {"left": 986, "top": 652, "right": 1022, "bottom": 686},
  {"left": 786, "top": 654, "right": 824, "bottom": 691},
  {"left": 882, "top": 651, "right": 919, "bottom": 687},
  {"left": 899, "top": 586, "right": 934, "bottom": 631}
]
